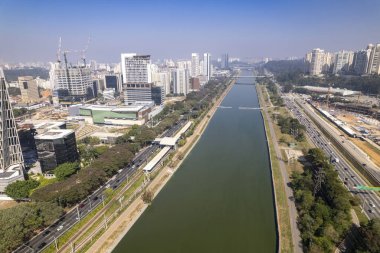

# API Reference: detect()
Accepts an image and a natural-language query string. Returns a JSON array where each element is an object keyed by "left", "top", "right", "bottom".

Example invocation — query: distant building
[
  {"left": 353, "top": 49, "right": 371, "bottom": 75},
  {"left": 104, "top": 74, "right": 121, "bottom": 93},
  {"left": 203, "top": 53, "right": 211, "bottom": 81},
  {"left": 0, "top": 73, "right": 25, "bottom": 195},
  {"left": 18, "top": 76, "right": 40, "bottom": 103},
  {"left": 308, "top": 48, "right": 333, "bottom": 75},
  {"left": 190, "top": 77, "right": 200, "bottom": 91},
  {"left": 191, "top": 53, "right": 200, "bottom": 77},
  {"left": 333, "top": 51, "right": 354, "bottom": 74},
  {"left": 124, "top": 83, "right": 164, "bottom": 105},
  {"left": 54, "top": 65, "right": 94, "bottom": 103},
  {"left": 172, "top": 68, "right": 189, "bottom": 95},
  {"left": 121, "top": 54, "right": 152, "bottom": 84},
  {"left": 367, "top": 43, "right": 380, "bottom": 75},
  {"left": 121, "top": 54, "right": 164, "bottom": 104},
  {"left": 34, "top": 129, "right": 78, "bottom": 172},
  {"left": 221, "top": 53, "right": 229, "bottom": 69}
]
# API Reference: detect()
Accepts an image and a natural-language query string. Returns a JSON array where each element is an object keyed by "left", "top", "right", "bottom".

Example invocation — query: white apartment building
[
  {"left": 203, "top": 53, "right": 211, "bottom": 81},
  {"left": 367, "top": 44, "right": 380, "bottom": 75},
  {"left": 121, "top": 53, "right": 152, "bottom": 84},
  {"left": 191, "top": 53, "right": 200, "bottom": 77},
  {"left": 333, "top": 51, "right": 354, "bottom": 74},
  {"left": 172, "top": 68, "right": 189, "bottom": 95}
]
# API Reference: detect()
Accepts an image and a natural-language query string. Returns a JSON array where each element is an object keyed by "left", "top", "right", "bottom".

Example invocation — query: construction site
[{"left": 303, "top": 84, "right": 380, "bottom": 168}]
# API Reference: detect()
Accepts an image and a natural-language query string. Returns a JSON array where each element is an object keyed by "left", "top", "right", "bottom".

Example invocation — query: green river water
[{"left": 113, "top": 72, "right": 278, "bottom": 252}]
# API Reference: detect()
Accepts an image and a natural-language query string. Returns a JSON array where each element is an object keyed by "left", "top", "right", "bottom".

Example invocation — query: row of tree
[
  {"left": 291, "top": 148, "right": 354, "bottom": 252},
  {"left": 262, "top": 59, "right": 380, "bottom": 95},
  {"left": 0, "top": 202, "right": 64, "bottom": 252}
]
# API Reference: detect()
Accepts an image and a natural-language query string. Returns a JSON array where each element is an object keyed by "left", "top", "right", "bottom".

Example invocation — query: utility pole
[
  {"left": 313, "top": 168, "right": 325, "bottom": 197},
  {"left": 54, "top": 236, "right": 59, "bottom": 251}
]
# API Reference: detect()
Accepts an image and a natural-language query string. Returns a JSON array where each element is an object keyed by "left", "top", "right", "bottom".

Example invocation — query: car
[
  {"left": 344, "top": 167, "right": 348, "bottom": 171},
  {"left": 93, "top": 196, "right": 99, "bottom": 201},
  {"left": 79, "top": 203, "right": 85, "bottom": 208},
  {"left": 363, "top": 163, "right": 367, "bottom": 166},
  {"left": 57, "top": 225, "right": 64, "bottom": 231},
  {"left": 38, "top": 242, "right": 47, "bottom": 250},
  {"left": 369, "top": 209, "right": 373, "bottom": 213},
  {"left": 43, "top": 230, "right": 51, "bottom": 236},
  {"left": 351, "top": 175, "right": 355, "bottom": 178},
  {"left": 370, "top": 202, "right": 376, "bottom": 208},
  {"left": 344, "top": 181, "right": 348, "bottom": 185},
  {"left": 345, "top": 177, "right": 348, "bottom": 181}
]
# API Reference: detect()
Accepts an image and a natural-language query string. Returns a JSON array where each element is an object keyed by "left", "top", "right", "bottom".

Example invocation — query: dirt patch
[{"left": 0, "top": 200, "right": 18, "bottom": 210}]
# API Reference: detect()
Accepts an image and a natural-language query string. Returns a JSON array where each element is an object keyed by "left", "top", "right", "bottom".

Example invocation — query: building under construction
[{"left": 53, "top": 38, "right": 95, "bottom": 104}]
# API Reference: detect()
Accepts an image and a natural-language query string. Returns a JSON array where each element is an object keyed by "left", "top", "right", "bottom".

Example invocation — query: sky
[{"left": 0, "top": 0, "right": 379, "bottom": 63}]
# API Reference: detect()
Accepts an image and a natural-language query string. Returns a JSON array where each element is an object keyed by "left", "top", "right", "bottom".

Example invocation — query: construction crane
[{"left": 326, "top": 83, "right": 333, "bottom": 110}]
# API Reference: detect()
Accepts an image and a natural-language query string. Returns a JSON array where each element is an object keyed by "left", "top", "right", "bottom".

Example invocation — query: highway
[
  {"left": 14, "top": 119, "right": 188, "bottom": 253},
  {"left": 295, "top": 96, "right": 380, "bottom": 184},
  {"left": 284, "top": 95, "right": 380, "bottom": 219}
]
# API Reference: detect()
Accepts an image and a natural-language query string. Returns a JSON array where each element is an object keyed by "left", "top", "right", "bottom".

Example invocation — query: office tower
[
  {"left": 172, "top": 68, "right": 189, "bottom": 95},
  {"left": 353, "top": 49, "right": 371, "bottom": 75},
  {"left": 0, "top": 71, "right": 25, "bottom": 194},
  {"left": 152, "top": 71, "right": 171, "bottom": 95},
  {"left": 191, "top": 53, "right": 200, "bottom": 77},
  {"left": 54, "top": 64, "right": 94, "bottom": 102},
  {"left": 203, "top": 53, "right": 211, "bottom": 81},
  {"left": 121, "top": 54, "right": 152, "bottom": 84},
  {"left": 121, "top": 53, "right": 164, "bottom": 105},
  {"left": 104, "top": 74, "right": 121, "bottom": 93},
  {"left": 34, "top": 129, "right": 79, "bottom": 172},
  {"left": 18, "top": 76, "right": 40, "bottom": 103},
  {"left": 221, "top": 53, "right": 229, "bottom": 69},
  {"left": 124, "top": 83, "right": 164, "bottom": 105},
  {"left": 367, "top": 44, "right": 380, "bottom": 75},
  {"left": 333, "top": 51, "right": 354, "bottom": 74}
]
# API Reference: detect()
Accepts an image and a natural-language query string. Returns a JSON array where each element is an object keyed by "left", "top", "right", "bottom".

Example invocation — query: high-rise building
[
  {"left": 333, "top": 51, "right": 354, "bottom": 74},
  {"left": 121, "top": 54, "right": 152, "bottom": 84},
  {"left": 121, "top": 53, "right": 164, "bottom": 105},
  {"left": 191, "top": 53, "right": 200, "bottom": 77},
  {"left": 308, "top": 48, "right": 332, "bottom": 75},
  {"left": 18, "top": 76, "right": 40, "bottom": 103},
  {"left": 54, "top": 65, "right": 94, "bottom": 102},
  {"left": 353, "top": 49, "right": 371, "bottom": 75},
  {"left": 0, "top": 71, "right": 25, "bottom": 194},
  {"left": 34, "top": 129, "right": 79, "bottom": 172},
  {"left": 221, "top": 53, "right": 229, "bottom": 69},
  {"left": 203, "top": 53, "right": 211, "bottom": 81},
  {"left": 172, "top": 68, "right": 189, "bottom": 95},
  {"left": 367, "top": 44, "right": 380, "bottom": 75},
  {"left": 124, "top": 83, "right": 164, "bottom": 105},
  {"left": 190, "top": 77, "right": 200, "bottom": 91}
]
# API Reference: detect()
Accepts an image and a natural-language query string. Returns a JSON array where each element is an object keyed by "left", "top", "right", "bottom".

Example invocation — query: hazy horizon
[{"left": 1, "top": 0, "right": 380, "bottom": 63}]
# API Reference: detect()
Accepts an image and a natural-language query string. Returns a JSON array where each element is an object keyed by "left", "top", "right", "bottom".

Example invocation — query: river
[{"left": 113, "top": 70, "right": 278, "bottom": 252}]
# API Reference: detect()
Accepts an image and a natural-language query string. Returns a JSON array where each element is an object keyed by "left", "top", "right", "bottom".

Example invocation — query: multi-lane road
[
  {"left": 15, "top": 119, "right": 188, "bottom": 253},
  {"left": 284, "top": 95, "right": 380, "bottom": 219}
]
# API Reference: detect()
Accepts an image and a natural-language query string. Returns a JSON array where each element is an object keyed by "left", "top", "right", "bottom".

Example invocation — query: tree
[
  {"left": 141, "top": 190, "right": 154, "bottom": 204},
  {"left": 5, "top": 179, "right": 40, "bottom": 199},
  {"left": 54, "top": 162, "right": 79, "bottom": 181}
]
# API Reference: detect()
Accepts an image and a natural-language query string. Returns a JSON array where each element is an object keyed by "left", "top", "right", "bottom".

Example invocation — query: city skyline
[{"left": 1, "top": 0, "right": 380, "bottom": 63}]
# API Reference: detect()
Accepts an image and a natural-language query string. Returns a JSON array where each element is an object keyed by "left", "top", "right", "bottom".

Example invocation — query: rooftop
[{"left": 34, "top": 129, "right": 74, "bottom": 140}]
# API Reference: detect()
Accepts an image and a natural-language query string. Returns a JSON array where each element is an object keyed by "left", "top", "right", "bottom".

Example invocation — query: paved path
[{"left": 259, "top": 87, "right": 303, "bottom": 253}]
